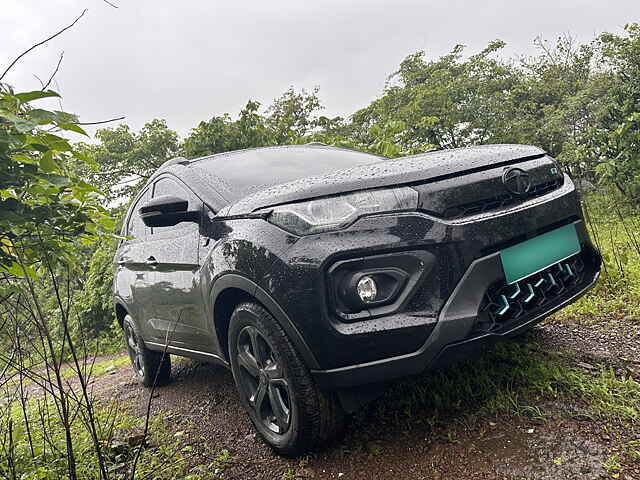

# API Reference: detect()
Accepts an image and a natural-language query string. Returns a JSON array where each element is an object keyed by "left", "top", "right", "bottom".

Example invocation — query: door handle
[{"left": 145, "top": 256, "right": 158, "bottom": 266}]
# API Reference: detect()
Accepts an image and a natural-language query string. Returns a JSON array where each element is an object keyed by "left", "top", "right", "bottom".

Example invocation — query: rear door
[{"left": 144, "top": 175, "right": 211, "bottom": 348}]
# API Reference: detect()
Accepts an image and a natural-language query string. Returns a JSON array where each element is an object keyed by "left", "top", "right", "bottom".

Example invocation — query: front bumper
[
  {"left": 259, "top": 177, "right": 601, "bottom": 385},
  {"left": 311, "top": 229, "right": 600, "bottom": 389}
]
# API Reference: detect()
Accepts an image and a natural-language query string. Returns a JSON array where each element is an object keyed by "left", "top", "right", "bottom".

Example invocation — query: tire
[
  {"left": 228, "top": 302, "right": 344, "bottom": 456},
  {"left": 123, "top": 314, "right": 171, "bottom": 387}
]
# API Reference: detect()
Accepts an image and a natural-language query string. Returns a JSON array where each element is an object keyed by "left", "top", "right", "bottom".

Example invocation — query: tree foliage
[
  {"left": 75, "top": 119, "right": 179, "bottom": 203},
  {"left": 1, "top": 15, "right": 119, "bottom": 477},
  {"left": 266, "top": 86, "right": 324, "bottom": 143},
  {"left": 588, "top": 24, "right": 640, "bottom": 197},
  {"left": 180, "top": 100, "right": 272, "bottom": 159},
  {"left": 350, "top": 41, "right": 522, "bottom": 152},
  {"left": 75, "top": 235, "right": 119, "bottom": 335},
  {"left": 0, "top": 85, "right": 112, "bottom": 276}
]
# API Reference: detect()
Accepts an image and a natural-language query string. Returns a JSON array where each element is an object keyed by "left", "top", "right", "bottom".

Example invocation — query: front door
[
  {"left": 144, "top": 175, "right": 211, "bottom": 348},
  {"left": 116, "top": 188, "right": 157, "bottom": 336}
]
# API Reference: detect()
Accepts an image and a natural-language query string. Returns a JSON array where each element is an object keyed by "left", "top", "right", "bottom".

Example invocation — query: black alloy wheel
[
  {"left": 228, "top": 302, "right": 344, "bottom": 456},
  {"left": 122, "top": 314, "right": 171, "bottom": 387},
  {"left": 236, "top": 325, "right": 292, "bottom": 434},
  {"left": 125, "top": 321, "right": 145, "bottom": 378}
]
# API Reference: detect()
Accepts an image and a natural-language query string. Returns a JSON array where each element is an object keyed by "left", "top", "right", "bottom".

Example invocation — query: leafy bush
[
  {"left": 76, "top": 237, "right": 119, "bottom": 336},
  {"left": 0, "top": 87, "right": 113, "bottom": 271}
]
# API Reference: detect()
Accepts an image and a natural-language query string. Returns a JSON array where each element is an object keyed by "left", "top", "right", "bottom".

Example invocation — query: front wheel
[
  {"left": 228, "top": 302, "right": 344, "bottom": 456},
  {"left": 123, "top": 314, "right": 171, "bottom": 387}
]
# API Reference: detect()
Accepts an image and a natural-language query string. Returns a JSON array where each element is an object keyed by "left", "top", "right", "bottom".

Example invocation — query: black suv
[{"left": 113, "top": 143, "right": 601, "bottom": 455}]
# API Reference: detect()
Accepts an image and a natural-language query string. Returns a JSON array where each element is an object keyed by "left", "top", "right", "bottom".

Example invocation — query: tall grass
[
  {"left": 556, "top": 192, "right": 640, "bottom": 324},
  {"left": 364, "top": 342, "right": 640, "bottom": 429},
  {"left": 0, "top": 400, "right": 203, "bottom": 480}
]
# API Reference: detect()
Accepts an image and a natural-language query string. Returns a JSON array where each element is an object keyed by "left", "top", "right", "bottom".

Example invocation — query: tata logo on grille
[{"left": 502, "top": 167, "right": 532, "bottom": 196}]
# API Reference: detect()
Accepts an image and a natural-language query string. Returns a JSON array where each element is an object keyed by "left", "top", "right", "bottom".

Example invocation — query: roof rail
[{"left": 160, "top": 156, "right": 190, "bottom": 168}]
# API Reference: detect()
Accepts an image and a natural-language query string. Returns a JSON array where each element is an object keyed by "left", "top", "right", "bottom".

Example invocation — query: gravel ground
[
  {"left": 536, "top": 317, "right": 640, "bottom": 365},
  {"left": 95, "top": 317, "right": 640, "bottom": 480}
]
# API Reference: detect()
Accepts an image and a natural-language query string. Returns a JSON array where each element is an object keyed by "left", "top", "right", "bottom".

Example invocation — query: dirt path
[{"left": 97, "top": 318, "right": 640, "bottom": 480}]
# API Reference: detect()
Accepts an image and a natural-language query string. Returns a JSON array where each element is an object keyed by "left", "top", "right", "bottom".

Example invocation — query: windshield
[{"left": 191, "top": 146, "right": 382, "bottom": 202}]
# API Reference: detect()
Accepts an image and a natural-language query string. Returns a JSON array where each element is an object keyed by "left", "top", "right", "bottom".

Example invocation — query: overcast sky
[{"left": 2, "top": 0, "right": 639, "bottom": 139}]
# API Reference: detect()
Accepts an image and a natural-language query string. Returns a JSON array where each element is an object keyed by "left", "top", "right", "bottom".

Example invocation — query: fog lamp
[{"left": 356, "top": 275, "right": 378, "bottom": 303}]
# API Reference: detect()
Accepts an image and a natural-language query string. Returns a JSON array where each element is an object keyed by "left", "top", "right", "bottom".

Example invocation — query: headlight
[{"left": 258, "top": 187, "right": 418, "bottom": 235}]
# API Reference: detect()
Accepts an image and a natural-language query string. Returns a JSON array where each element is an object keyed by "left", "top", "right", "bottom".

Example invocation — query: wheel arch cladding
[
  {"left": 115, "top": 302, "right": 128, "bottom": 328},
  {"left": 211, "top": 274, "right": 320, "bottom": 370},
  {"left": 213, "top": 287, "right": 254, "bottom": 362}
]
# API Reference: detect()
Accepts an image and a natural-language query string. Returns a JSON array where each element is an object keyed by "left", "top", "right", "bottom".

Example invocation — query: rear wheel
[
  {"left": 228, "top": 302, "right": 344, "bottom": 456},
  {"left": 123, "top": 314, "right": 171, "bottom": 387}
]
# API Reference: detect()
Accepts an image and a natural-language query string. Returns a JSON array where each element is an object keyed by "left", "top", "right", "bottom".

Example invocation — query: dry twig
[{"left": 0, "top": 10, "right": 87, "bottom": 82}]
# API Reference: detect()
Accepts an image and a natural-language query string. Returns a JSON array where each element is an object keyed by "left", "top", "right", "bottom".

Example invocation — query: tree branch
[
  {"left": 102, "top": 0, "right": 119, "bottom": 8},
  {"left": 0, "top": 10, "right": 87, "bottom": 82},
  {"left": 32, "top": 74, "right": 45, "bottom": 89},
  {"left": 42, "top": 52, "right": 64, "bottom": 91},
  {"left": 75, "top": 116, "right": 125, "bottom": 126}
]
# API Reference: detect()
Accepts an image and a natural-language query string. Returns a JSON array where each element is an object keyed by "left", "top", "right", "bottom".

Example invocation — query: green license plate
[{"left": 500, "top": 224, "right": 581, "bottom": 285}]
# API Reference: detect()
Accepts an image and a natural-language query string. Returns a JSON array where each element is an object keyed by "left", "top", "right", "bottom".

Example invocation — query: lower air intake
[{"left": 475, "top": 253, "right": 588, "bottom": 334}]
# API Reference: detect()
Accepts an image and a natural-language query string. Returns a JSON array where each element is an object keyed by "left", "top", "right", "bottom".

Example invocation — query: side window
[
  {"left": 152, "top": 177, "right": 200, "bottom": 235},
  {"left": 126, "top": 189, "right": 150, "bottom": 240}
]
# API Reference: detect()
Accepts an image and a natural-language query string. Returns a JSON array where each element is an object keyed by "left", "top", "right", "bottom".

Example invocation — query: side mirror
[{"left": 139, "top": 195, "right": 200, "bottom": 228}]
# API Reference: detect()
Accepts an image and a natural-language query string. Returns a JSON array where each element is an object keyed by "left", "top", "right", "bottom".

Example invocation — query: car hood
[{"left": 225, "top": 144, "right": 546, "bottom": 215}]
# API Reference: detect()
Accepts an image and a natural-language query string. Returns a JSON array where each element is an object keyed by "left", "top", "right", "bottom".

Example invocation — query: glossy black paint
[
  {"left": 139, "top": 194, "right": 200, "bottom": 228},
  {"left": 113, "top": 144, "right": 601, "bottom": 392}
]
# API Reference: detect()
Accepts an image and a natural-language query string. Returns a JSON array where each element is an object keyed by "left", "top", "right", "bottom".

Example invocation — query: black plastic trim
[
  {"left": 146, "top": 342, "right": 228, "bottom": 366},
  {"left": 326, "top": 250, "right": 435, "bottom": 322},
  {"left": 311, "top": 220, "right": 600, "bottom": 389},
  {"left": 210, "top": 273, "right": 321, "bottom": 370}
]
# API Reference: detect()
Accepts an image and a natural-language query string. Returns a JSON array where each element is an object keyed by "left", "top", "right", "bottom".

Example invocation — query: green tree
[
  {"left": 514, "top": 33, "right": 615, "bottom": 183},
  {"left": 181, "top": 87, "right": 328, "bottom": 158},
  {"left": 1, "top": 64, "right": 115, "bottom": 480},
  {"left": 349, "top": 41, "right": 523, "bottom": 153},
  {"left": 181, "top": 100, "right": 272, "bottom": 158},
  {"left": 587, "top": 24, "right": 640, "bottom": 197},
  {"left": 76, "top": 119, "right": 179, "bottom": 202},
  {"left": 266, "top": 86, "right": 323, "bottom": 143}
]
